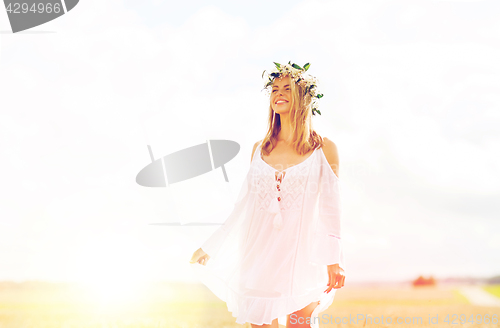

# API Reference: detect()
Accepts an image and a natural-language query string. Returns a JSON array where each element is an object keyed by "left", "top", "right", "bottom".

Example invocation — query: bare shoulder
[
  {"left": 321, "top": 137, "right": 340, "bottom": 178},
  {"left": 250, "top": 139, "right": 263, "bottom": 163}
]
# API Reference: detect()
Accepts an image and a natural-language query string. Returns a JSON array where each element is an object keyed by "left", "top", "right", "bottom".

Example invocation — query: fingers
[
  {"left": 197, "top": 255, "right": 209, "bottom": 266},
  {"left": 324, "top": 276, "right": 334, "bottom": 294},
  {"left": 189, "top": 251, "right": 210, "bottom": 265},
  {"left": 325, "top": 273, "right": 346, "bottom": 293},
  {"left": 333, "top": 275, "right": 341, "bottom": 289},
  {"left": 333, "top": 273, "right": 345, "bottom": 289},
  {"left": 189, "top": 250, "right": 201, "bottom": 264}
]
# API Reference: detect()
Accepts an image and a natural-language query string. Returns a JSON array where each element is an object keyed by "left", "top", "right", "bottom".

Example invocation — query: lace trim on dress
[{"left": 253, "top": 143, "right": 318, "bottom": 230}]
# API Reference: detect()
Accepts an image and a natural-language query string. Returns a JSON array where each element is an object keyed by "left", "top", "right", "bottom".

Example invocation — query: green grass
[{"left": 483, "top": 284, "right": 500, "bottom": 298}]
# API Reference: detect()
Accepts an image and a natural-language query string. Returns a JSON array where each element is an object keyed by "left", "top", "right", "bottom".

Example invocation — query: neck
[{"left": 276, "top": 112, "right": 293, "bottom": 144}]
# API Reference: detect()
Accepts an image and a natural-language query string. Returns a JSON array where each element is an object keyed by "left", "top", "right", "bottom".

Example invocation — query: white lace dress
[{"left": 191, "top": 141, "right": 345, "bottom": 328}]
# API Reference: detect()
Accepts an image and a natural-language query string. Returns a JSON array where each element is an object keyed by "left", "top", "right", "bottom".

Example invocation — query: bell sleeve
[
  {"left": 200, "top": 169, "right": 252, "bottom": 259},
  {"left": 310, "top": 159, "right": 345, "bottom": 270}
]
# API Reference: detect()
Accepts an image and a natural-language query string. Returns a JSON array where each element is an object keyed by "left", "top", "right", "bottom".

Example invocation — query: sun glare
[
  {"left": 71, "top": 233, "right": 154, "bottom": 312},
  {"left": 81, "top": 277, "right": 146, "bottom": 311}
]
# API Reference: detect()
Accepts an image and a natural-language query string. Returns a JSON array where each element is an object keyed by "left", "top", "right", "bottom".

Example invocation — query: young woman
[{"left": 190, "top": 62, "right": 345, "bottom": 328}]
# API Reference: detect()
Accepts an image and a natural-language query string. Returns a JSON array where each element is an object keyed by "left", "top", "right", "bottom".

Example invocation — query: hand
[
  {"left": 189, "top": 248, "right": 210, "bottom": 266},
  {"left": 324, "top": 263, "right": 345, "bottom": 293}
]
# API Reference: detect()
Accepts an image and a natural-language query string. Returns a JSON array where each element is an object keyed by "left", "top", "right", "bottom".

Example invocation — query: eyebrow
[{"left": 272, "top": 84, "right": 290, "bottom": 89}]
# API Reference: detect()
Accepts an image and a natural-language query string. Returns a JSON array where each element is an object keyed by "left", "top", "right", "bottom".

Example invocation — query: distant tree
[{"left": 413, "top": 275, "right": 436, "bottom": 287}]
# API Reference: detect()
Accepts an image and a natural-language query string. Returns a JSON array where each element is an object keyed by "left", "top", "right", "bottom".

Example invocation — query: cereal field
[{"left": 0, "top": 282, "right": 498, "bottom": 328}]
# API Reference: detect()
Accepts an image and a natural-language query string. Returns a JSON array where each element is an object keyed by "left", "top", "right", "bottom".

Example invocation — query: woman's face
[{"left": 271, "top": 75, "right": 292, "bottom": 114}]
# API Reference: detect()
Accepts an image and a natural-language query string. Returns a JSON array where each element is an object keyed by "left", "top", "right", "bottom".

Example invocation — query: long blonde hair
[{"left": 261, "top": 73, "right": 324, "bottom": 156}]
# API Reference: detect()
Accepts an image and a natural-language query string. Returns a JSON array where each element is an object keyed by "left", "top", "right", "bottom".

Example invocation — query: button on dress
[{"left": 191, "top": 141, "right": 345, "bottom": 328}]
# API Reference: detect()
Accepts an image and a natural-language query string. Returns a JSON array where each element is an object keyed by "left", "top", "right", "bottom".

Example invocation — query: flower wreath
[{"left": 262, "top": 61, "right": 324, "bottom": 116}]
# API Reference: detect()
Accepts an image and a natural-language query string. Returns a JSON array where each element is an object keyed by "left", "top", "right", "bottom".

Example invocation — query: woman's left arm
[{"left": 320, "top": 138, "right": 346, "bottom": 292}]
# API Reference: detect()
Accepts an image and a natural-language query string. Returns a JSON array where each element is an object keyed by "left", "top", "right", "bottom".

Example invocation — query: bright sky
[{"left": 0, "top": 0, "right": 499, "bottom": 288}]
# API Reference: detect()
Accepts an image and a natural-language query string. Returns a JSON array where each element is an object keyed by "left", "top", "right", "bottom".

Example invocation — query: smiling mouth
[{"left": 275, "top": 100, "right": 288, "bottom": 105}]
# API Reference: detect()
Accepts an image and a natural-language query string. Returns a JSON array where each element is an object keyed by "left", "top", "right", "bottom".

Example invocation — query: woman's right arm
[{"left": 190, "top": 140, "right": 261, "bottom": 265}]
